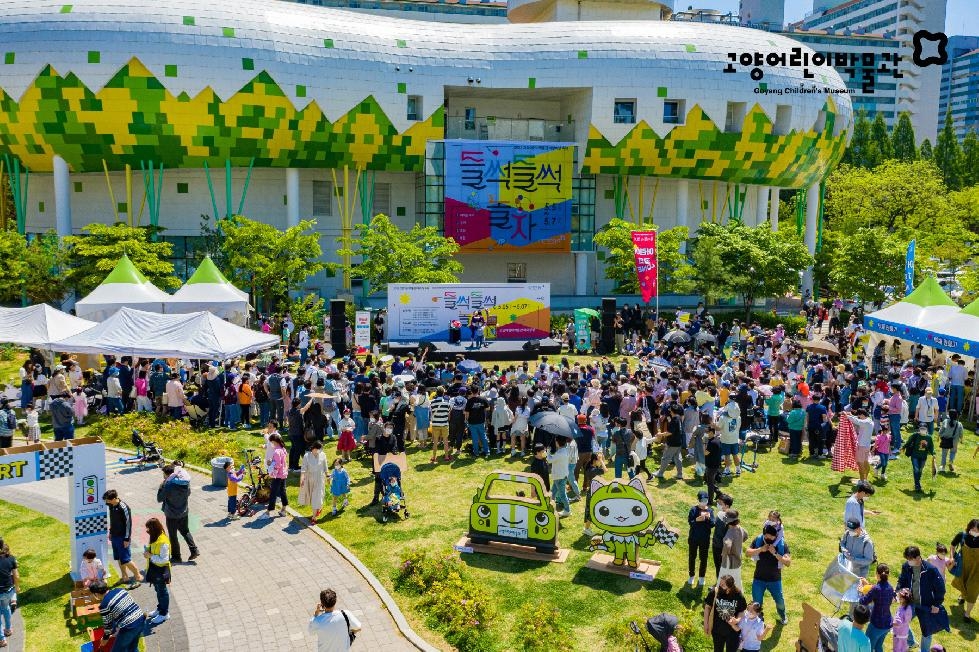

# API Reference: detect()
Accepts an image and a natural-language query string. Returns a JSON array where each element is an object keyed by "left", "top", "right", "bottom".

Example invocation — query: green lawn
[
  {"left": 4, "top": 350, "right": 979, "bottom": 650},
  {"left": 0, "top": 501, "right": 87, "bottom": 652}
]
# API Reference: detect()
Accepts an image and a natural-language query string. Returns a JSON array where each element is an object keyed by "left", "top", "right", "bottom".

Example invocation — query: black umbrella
[
  {"left": 529, "top": 411, "right": 578, "bottom": 440},
  {"left": 663, "top": 329, "right": 691, "bottom": 344},
  {"left": 694, "top": 331, "right": 717, "bottom": 344}
]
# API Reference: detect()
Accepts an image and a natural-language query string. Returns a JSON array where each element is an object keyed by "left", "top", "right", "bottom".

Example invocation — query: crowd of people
[{"left": 2, "top": 299, "right": 978, "bottom": 652}]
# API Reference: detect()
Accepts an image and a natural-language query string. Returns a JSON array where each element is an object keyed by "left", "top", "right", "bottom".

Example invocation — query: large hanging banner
[
  {"left": 387, "top": 283, "right": 550, "bottom": 342},
  {"left": 444, "top": 140, "right": 574, "bottom": 252},
  {"left": 631, "top": 231, "right": 658, "bottom": 303},
  {"left": 905, "top": 239, "right": 916, "bottom": 297}
]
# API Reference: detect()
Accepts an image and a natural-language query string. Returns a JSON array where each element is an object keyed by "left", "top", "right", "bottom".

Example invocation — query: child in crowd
[
  {"left": 530, "top": 443, "right": 550, "bottom": 492},
  {"left": 330, "top": 458, "right": 350, "bottom": 517},
  {"left": 262, "top": 420, "right": 279, "bottom": 467},
  {"left": 72, "top": 387, "right": 88, "bottom": 425},
  {"left": 874, "top": 422, "right": 892, "bottom": 480},
  {"left": 764, "top": 510, "right": 785, "bottom": 547},
  {"left": 582, "top": 452, "right": 606, "bottom": 537},
  {"left": 733, "top": 601, "right": 770, "bottom": 652},
  {"left": 337, "top": 409, "right": 357, "bottom": 462},
  {"left": 548, "top": 435, "right": 571, "bottom": 517},
  {"left": 365, "top": 411, "right": 383, "bottom": 455},
  {"left": 927, "top": 542, "right": 955, "bottom": 580},
  {"left": 24, "top": 404, "right": 40, "bottom": 444},
  {"left": 892, "top": 588, "right": 914, "bottom": 652},
  {"left": 79, "top": 548, "right": 106, "bottom": 587},
  {"left": 224, "top": 459, "right": 245, "bottom": 520}
]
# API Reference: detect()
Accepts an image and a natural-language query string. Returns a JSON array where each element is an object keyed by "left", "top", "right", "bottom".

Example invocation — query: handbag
[
  {"left": 950, "top": 533, "right": 964, "bottom": 578},
  {"left": 303, "top": 427, "right": 316, "bottom": 443},
  {"left": 341, "top": 610, "right": 357, "bottom": 645}
]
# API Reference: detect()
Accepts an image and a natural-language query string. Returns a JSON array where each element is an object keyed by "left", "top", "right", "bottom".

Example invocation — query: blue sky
[{"left": 701, "top": 0, "right": 979, "bottom": 37}]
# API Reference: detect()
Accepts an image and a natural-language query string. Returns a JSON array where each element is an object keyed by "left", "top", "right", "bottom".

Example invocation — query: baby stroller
[
  {"left": 237, "top": 449, "right": 272, "bottom": 516},
  {"left": 119, "top": 430, "right": 165, "bottom": 470},
  {"left": 183, "top": 392, "right": 209, "bottom": 428},
  {"left": 379, "top": 462, "right": 408, "bottom": 523}
]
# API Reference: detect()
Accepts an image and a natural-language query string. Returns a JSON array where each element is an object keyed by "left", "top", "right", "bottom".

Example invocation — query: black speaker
[
  {"left": 522, "top": 339, "right": 541, "bottom": 352},
  {"left": 330, "top": 299, "right": 347, "bottom": 357},
  {"left": 600, "top": 297, "right": 616, "bottom": 354}
]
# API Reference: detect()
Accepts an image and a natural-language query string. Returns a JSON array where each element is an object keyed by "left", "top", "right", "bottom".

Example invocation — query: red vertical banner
[{"left": 631, "top": 230, "right": 657, "bottom": 304}]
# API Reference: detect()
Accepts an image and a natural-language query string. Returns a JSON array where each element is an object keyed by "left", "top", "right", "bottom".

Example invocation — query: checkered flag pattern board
[
  {"left": 75, "top": 513, "right": 108, "bottom": 539},
  {"left": 651, "top": 520, "right": 680, "bottom": 548},
  {"left": 37, "top": 447, "right": 74, "bottom": 480}
]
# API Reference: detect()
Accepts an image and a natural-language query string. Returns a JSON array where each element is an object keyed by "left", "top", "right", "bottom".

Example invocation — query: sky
[{"left": 700, "top": 0, "right": 979, "bottom": 37}]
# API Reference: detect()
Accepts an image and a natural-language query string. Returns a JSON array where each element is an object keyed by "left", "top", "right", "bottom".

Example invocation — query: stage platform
[{"left": 386, "top": 338, "right": 563, "bottom": 361}]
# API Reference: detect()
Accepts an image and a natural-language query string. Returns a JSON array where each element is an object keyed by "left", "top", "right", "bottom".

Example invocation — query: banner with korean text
[
  {"left": 387, "top": 283, "right": 550, "bottom": 342},
  {"left": 631, "top": 230, "right": 658, "bottom": 303},
  {"left": 444, "top": 140, "right": 574, "bottom": 252}
]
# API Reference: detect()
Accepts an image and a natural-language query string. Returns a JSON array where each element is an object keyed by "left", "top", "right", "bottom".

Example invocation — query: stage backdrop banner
[
  {"left": 387, "top": 283, "right": 550, "bottom": 342},
  {"left": 631, "top": 230, "right": 658, "bottom": 303},
  {"left": 444, "top": 140, "right": 574, "bottom": 253}
]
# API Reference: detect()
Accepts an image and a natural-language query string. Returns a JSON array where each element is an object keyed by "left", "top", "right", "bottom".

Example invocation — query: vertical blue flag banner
[{"left": 905, "top": 239, "right": 915, "bottom": 296}]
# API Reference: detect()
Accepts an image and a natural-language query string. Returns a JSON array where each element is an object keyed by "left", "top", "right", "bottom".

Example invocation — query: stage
[{"left": 386, "top": 338, "right": 563, "bottom": 361}]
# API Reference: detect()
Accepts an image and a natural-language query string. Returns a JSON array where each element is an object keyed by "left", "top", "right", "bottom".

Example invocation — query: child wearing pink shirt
[
  {"left": 927, "top": 542, "right": 955, "bottom": 580},
  {"left": 874, "top": 427, "right": 891, "bottom": 480},
  {"left": 892, "top": 589, "right": 913, "bottom": 652}
]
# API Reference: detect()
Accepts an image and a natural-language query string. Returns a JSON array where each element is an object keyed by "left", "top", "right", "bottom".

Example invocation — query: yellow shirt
[{"left": 718, "top": 388, "right": 730, "bottom": 406}]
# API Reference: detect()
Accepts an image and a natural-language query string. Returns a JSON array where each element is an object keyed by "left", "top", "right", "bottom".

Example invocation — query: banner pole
[{"left": 654, "top": 229, "right": 659, "bottom": 320}]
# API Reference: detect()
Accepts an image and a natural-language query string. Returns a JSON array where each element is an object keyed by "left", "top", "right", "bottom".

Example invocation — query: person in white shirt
[
  {"left": 308, "top": 588, "right": 361, "bottom": 652},
  {"left": 947, "top": 357, "right": 967, "bottom": 413},
  {"left": 548, "top": 436, "right": 572, "bottom": 517},
  {"left": 914, "top": 387, "right": 939, "bottom": 435},
  {"left": 844, "top": 409, "right": 875, "bottom": 482}
]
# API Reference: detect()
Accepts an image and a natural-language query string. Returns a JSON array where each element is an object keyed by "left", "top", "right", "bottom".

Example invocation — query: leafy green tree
[
  {"left": 919, "top": 138, "right": 933, "bottom": 160},
  {"left": 24, "top": 233, "right": 70, "bottom": 305},
  {"left": 65, "top": 223, "right": 179, "bottom": 295},
  {"left": 891, "top": 112, "right": 918, "bottom": 162},
  {"left": 843, "top": 109, "right": 871, "bottom": 168},
  {"left": 949, "top": 185, "right": 979, "bottom": 234},
  {"left": 933, "top": 110, "right": 963, "bottom": 190},
  {"left": 219, "top": 216, "right": 326, "bottom": 310},
  {"left": 289, "top": 294, "right": 326, "bottom": 336},
  {"left": 0, "top": 229, "right": 28, "bottom": 303},
  {"left": 916, "top": 213, "right": 976, "bottom": 278},
  {"left": 827, "top": 227, "right": 905, "bottom": 304},
  {"left": 591, "top": 218, "right": 692, "bottom": 295},
  {"left": 694, "top": 222, "right": 812, "bottom": 320},
  {"left": 962, "top": 129, "right": 979, "bottom": 188},
  {"left": 822, "top": 160, "right": 948, "bottom": 236},
  {"left": 869, "top": 113, "right": 893, "bottom": 165},
  {"left": 689, "top": 235, "right": 728, "bottom": 306},
  {"left": 336, "top": 214, "right": 462, "bottom": 293}
]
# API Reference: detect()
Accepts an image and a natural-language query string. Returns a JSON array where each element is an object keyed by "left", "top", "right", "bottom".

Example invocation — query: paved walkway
[{"left": 4, "top": 453, "right": 416, "bottom": 652}]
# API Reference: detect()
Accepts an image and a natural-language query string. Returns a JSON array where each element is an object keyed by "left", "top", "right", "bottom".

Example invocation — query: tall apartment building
[
  {"left": 800, "top": 0, "right": 947, "bottom": 143},
  {"left": 939, "top": 35, "right": 979, "bottom": 139}
]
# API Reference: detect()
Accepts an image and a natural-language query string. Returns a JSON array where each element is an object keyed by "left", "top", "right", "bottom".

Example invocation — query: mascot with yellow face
[{"left": 587, "top": 475, "right": 657, "bottom": 568}]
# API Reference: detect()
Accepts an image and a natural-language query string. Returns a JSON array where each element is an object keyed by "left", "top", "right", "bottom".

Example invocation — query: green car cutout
[{"left": 468, "top": 470, "right": 559, "bottom": 553}]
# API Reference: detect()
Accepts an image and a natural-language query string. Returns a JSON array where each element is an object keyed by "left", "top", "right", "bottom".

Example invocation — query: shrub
[
  {"left": 710, "top": 310, "right": 807, "bottom": 336},
  {"left": 601, "top": 609, "right": 711, "bottom": 652},
  {"left": 0, "top": 344, "right": 18, "bottom": 361},
  {"left": 513, "top": 604, "right": 573, "bottom": 652},
  {"left": 86, "top": 412, "right": 242, "bottom": 466},
  {"left": 393, "top": 549, "right": 497, "bottom": 652}
]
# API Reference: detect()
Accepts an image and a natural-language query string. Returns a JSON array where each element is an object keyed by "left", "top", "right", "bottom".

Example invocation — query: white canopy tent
[
  {"left": 53, "top": 307, "right": 279, "bottom": 360},
  {"left": 0, "top": 304, "right": 96, "bottom": 349},
  {"left": 165, "top": 256, "right": 250, "bottom": 326},
  {"left": 74, "top": 254, "right": 170, "bottom": 321}
]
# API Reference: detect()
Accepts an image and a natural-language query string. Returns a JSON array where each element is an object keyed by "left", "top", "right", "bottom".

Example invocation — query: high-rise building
[
  {"left": 739, "top": 0, "right": 785, "bottom": 30},
  {"left": 939, "top": 35, "right": 979, "bottom": 139},
  {"left": 799, "top": 0, "right": 947, "bottom": 143}
]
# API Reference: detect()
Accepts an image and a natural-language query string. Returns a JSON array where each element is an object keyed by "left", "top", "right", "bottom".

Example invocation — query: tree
[
  {"left": 289, "top": 294, "right": 325, "bottom": 336},
  {"left": 694, "top": 222, "right": 812, "bottom": 321},
  {"left": 689, "top": 235, "right": 728, "bottom": 306},
  {"left": 827, "top": 227, "right": 905, "bottom": 304},
  {"left": 919, "top": 139, "right": 933, "bottom": 160},
  {"left": 23, "top": 233, "right": 70, "bottom": 305},
  {"left": 65, "top": 223, "right": 179, "bottom": 296},
  {"left": 219, "top": 216, "right": 326, "bottom": 309},
  {"left": 962, "top": 129, "right": 979, "bottom": 188},
  {"left": 869, "top": 112, "right": 893, "bottom": 165},
  {"left": 949, "top": 185, "right": 979, "bottom": 234},
  {"left": 0, "top": 229, "right": 28, "bottom": 303},
  {"left": 336, "top": 214, "right": 462, "bottom": 293},
  {"left": 916, "top": 213, "right": 976, "bottom": 278},
  {"left": 891, "top": 112, "right": 918, "bottom": 162},
  {"left": 933, "top": 110, "right": 963, "bottom": 190},
  {"left": 843, "top": 109, "right": 871, "bottom": 168},
  {"left": 591, "top": 219, "right": 692, "bottom": 295}
]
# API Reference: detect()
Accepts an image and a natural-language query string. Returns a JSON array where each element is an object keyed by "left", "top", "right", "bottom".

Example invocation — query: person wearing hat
[
  {"left": 840, "top": 520, "right": 876, "bottom": 579},
  {"left": 105, "top": 367, "right": 124, "bottom": 415},
  {"left": 688, "top": 490, "right": 714, "bottom": 587}
]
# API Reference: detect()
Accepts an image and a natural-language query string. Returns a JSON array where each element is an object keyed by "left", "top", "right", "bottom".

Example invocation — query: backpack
[
  {"left": 818, "top": 616, "right": 843, "bottom": 652},
  {"left": 267, "top": 373, "right": 282, "bottom": 399},
  {"left": 2, "top": 409, "right": 15, "bottom": 430}
]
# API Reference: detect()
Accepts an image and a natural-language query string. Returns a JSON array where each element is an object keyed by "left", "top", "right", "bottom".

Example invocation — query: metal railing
[{"left": 445, "top": 116, "right": 573, "bottom": 142}]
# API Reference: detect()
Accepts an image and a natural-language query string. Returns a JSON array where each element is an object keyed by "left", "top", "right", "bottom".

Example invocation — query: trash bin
[{"left": 211, "top": 456, "right": 233, "bottom": 488}]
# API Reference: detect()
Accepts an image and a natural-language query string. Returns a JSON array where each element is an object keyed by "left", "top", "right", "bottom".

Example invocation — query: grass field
[{"left": 2, "top": 350, "right": 978, "bottom": 650}]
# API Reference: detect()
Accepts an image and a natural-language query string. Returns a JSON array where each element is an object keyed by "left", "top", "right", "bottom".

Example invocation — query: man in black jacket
[
  {"left": 104, "top": 489, "right": 143, "bottom": 588},
  {"left": 156, "top": 464, "right": 199, "bottom": 563}
]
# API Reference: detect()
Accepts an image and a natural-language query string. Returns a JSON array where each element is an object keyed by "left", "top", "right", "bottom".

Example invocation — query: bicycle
[{"left": 236, "top": 448, "right": 272, "bottom": 516}]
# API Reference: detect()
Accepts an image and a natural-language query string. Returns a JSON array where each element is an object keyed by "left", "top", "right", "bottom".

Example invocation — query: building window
[
  {"left": 464, "top": 107, "right": 476, "bottom": 131},
  {"left": 407, "top": 95, "right": 422, "bottom": 121},
  {"left": 774, "top": 104, "right": 792, "bottom": 136},
  {"left": 725, "top": 101, "right": 746, "bottom": 133},
  {"left": 507, "top": 263, "right": 527, "bottom": 282},
  {"left": 373, "top": 182, "right": 391, "bottom": 218},
  {"left": 663, "top": 100, "right": 685, "bottom": 125},
  {"left": 312, "top": 180, "right": 333, "bottom": 217},
  {"left": 614, "top": 99, "right": 636, "bottom": 124}
]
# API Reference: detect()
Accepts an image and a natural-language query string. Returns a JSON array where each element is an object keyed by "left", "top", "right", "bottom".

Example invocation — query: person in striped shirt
[
  {"left": 89, "top": 580, "right": 145, "bottom": 651},
  {"left": 429, "top": 387, "right": 452, "bottom": 463}
]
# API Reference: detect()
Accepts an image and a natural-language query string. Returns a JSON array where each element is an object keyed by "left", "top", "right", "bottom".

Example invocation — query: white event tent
[
  {"left": 862, "top": 276, "right": 961, "bottom": 345},
  {"left": 0, "top": 304, "right": 96, "bottom": 349},
  {"left": 53, "top": 307, "right": 279, "bottom": 360},
  {"left": 74, "top": 254, "right": 170, "bottom": 322},
  {"left": 165, "top": 256, "right": 250, "bottom": 326}
]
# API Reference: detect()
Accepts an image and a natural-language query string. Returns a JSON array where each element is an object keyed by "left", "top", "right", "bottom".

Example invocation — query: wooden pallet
[
  {"left": 454, "top": 536, "right": 569, "bottom": 563},
  {"left": 584, "top": 552, "right": 662, "bottom": 581}
]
